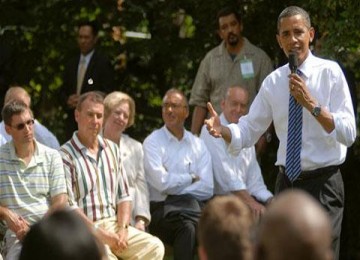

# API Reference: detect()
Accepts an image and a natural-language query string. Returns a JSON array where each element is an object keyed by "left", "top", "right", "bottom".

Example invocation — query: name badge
[{"left": 240, "top": 59, "right": 254, "bottom": 79}]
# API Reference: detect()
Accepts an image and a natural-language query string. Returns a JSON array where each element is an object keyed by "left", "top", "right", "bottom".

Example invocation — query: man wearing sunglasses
[
  {"left": 0, "top": 101, "right": 68, "bottom": 260},
  {"left": 0, "top": 86, "right": 60, "bottom": 149}
]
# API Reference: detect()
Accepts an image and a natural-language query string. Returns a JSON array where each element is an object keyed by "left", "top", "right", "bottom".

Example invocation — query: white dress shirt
[
  {"left": 143, "top": 126, "right": 213, "bottom": 202},
  {"left": 228, "top": 52, "right": 356, "bottom": 171},
  {"left": 200, "top": 114, "right": 272, "bottom": 203},
  {"left": 0, "top": 120, "right": 60, "bottom": 149},
  {"left": 119, "top": 134, "right": 151, "bottom": 224}
]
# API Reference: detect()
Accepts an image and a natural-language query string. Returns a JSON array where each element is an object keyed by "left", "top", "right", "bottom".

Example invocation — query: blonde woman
[{"left": 103, "top": 91, "right": 150, "bottom": 231}]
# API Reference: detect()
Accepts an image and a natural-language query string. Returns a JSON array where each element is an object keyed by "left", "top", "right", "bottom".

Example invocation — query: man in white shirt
[
  {"left": 205, "top": 6, "right": 356, "bottom": 259},
  {"left": 200, "top": 86, "right": 272, "bottom": 220},
  {"left": 143, "top": 88, "right": 213, "bottom": 260},
  {"left": 0, "top": 86, "right": 60, "bottom": 149}
]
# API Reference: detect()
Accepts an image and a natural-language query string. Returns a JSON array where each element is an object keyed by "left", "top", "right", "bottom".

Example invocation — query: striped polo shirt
[
  {"left": 0, "top": 140, "right": 67, "bottom": 225},
  {"left": 60, "top": 133, "right": 131, "bottom": 222}
]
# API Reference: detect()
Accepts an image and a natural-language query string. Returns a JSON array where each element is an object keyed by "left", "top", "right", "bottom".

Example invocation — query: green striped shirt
[{"left": 0, "top": 140, "right": 67, "bottom": 224}]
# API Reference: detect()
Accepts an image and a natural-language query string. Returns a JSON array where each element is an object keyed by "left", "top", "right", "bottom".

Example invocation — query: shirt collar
[
  {"left": 218, "top": 37, "right": 252, "bottom": 59},
  {"left": 71, "top": 131, "right": 107, "bottom": 153},
  {"left": 80, "top": 49, "right": 95, "bottom": 65},
  {"left": 162, "top": 125, "right": 191, "bottom": 143},
  {"left": 293, "top": 51, "right": 315, "bottom": 79},
  {"left": 9, "top": 139, "right": 43, "bottom": 166},
  {"left": 219, "top": 113, "right": 229, "bottom": 125}
]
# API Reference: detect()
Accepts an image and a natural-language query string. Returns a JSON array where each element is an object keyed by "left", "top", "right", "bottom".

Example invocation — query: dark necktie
[{"left": 285, "top": 70, "right": 303, "bottom": 182}]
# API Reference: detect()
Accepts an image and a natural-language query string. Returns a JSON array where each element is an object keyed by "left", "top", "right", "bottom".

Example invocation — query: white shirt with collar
[
  {"left": 78, "top": 49, "right": 94, "bottom": 72},
  {"left": 143, "top": 126, "right": 213, "bottom": 202},
  {"left": 227, "top": 52, "right": 356, "bottom": 171},
  {"left": 200, "top": 113, "right": 272, "bottom": 203}
]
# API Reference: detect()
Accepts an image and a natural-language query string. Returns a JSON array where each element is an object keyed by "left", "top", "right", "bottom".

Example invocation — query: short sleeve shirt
[{"left": 190, "top": 38, "right": 273, "bottom": 114}]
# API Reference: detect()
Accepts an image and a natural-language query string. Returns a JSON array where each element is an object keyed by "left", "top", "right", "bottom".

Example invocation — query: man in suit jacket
[{"left": 62, "top": 20, "right": 115, "bottom": 140}]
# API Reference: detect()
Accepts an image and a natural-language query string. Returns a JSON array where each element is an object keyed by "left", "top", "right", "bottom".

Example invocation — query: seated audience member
[
  {"left": 143, "top": 88, "right": 213, "bottom": 260},
  {"left": 103, "top": 91, "right": 150, "bottom": 231},
  {"left": 60, "top": 91, "right": 164, "bottom": 260},
  {"left": 19, "top": 210, "right": 105, "bottom": 260},
  {"left": 200, "top": 86, "right": 272, "bottom": 220},
  {"left": 198, "top": 195, "right": 253, "bottom": 260},
  {"left": 0, "top": 86, "right": 60, "bottom": 149},
  {"left": 255, "top": 189, "right": 333, "bottom": 260},
  {"left": 0, "top": 101, "right": 68, "bottom": 260}
]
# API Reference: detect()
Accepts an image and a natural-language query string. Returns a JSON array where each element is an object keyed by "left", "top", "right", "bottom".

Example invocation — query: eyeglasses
[
  {"left": 162, "top": 103, "right": 187, "bottom": 110},
  {"left": 11, "top": 119, "right": 35, "bottom": 131}
]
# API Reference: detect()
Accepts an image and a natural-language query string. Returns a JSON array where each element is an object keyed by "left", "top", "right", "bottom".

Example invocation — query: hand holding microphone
[
  {"left": 289, "top": 52, "right": 299, "bottom": 74},
  {"left": 289, "top": 52, "right": 298, "bottom": 91},
  {"left": 288, "top": 52, "right": 313, "bottom": 107}
]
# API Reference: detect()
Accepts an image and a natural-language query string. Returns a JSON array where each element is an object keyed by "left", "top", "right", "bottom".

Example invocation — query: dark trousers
[
  {"left": 149, "top": 197, "right": 202, "bottom": 260},
  {"left": 275, "top": 167, "right": 344, "bottom": 260}
]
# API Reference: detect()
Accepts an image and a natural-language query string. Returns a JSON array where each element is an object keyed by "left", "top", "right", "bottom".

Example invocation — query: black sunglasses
[{"left": 11, "top": 119, "right": 35, "bottom": 131}]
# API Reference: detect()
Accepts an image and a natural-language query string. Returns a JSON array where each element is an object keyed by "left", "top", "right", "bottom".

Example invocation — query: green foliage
[{"left": 1, "top": 0, "right": 359, "bottom": 145}]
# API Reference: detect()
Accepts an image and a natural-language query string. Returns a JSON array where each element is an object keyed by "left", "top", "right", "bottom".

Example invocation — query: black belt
[{"left": 279, "top": 165, "right": 339, "bottom": 181}]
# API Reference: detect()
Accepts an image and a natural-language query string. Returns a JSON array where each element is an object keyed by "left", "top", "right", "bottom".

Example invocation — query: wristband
[{"left": 119, "top": 223, "right": 129, "bottom": 230}]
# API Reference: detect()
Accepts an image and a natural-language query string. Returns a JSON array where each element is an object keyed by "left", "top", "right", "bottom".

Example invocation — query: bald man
[
  {"left": 200, "top": 86, "right": 272, "bottom": 220},
  {"left": 0, "top": 86, "right": 60, "bottom": 149},
  {"left": 255, "top": 189, "right": 333, "bottom": 260}
]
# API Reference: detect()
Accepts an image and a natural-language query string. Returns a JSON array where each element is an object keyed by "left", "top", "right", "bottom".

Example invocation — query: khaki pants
[{"left": 95, "top": 217, "right": 164, "bottom": 260}]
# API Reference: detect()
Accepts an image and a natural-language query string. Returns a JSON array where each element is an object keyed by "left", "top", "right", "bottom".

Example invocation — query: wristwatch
[{"left": 311, "top": 104, "right": 321, "bottom": 117}]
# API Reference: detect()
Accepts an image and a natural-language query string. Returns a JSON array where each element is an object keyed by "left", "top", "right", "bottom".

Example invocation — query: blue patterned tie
[{"left": 285, "top": 70, "right": 303, "bottom": 182}]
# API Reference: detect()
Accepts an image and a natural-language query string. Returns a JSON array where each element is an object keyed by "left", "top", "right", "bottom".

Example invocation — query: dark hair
[
  {"left": 277, "top": 6, "right": 311, "bottom": 33},
  {"left": 20, "top": 210, "right": 104, "bottom": 260},
  {"left": 2, "top": 100, "right": 33, "bottom": 126},
  {"left": 78, "top": 20, "right": 99, "bottom": 36},
  {"left": 216, "top": 7, "right": 242, "bottom": 26}
]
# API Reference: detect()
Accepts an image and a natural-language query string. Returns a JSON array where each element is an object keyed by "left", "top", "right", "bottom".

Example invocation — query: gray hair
[
  {"left": 76, "top": 91, "right": 105, "bottom": 111},
  {"left": 163, "top": 88, "right": 189, "bottom": 110}
]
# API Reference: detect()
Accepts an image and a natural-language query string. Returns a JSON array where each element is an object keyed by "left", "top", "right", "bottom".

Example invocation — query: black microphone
[{"left": 288, "top": 52, "right": 298, "bottom": 74}]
